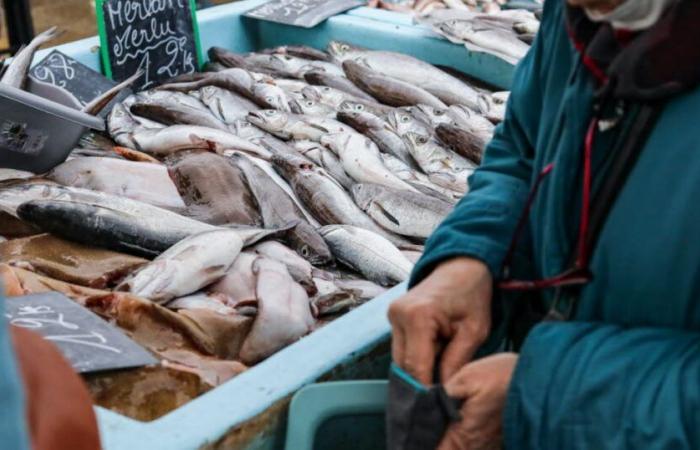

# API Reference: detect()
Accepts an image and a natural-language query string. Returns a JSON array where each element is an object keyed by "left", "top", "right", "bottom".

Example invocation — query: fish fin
[{"left": 374, "top": 202, "right": 401, "bottom": 226}]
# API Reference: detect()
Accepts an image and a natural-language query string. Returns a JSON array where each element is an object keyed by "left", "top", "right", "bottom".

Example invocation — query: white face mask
[{"left": 585, "top": 0, "right": 677, "bottom": 30}]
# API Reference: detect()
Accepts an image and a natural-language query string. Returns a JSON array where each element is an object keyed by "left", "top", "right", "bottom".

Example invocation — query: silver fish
[
  {"left": 386, "top": 108, "right": 432, "bottom": 138},
  {"left": 404, "top": 132, "right": 475, "bottom": 193},
  {"left": 351, "top": 183, "right": 452, "bottom": 239},
  {"left": 336, "top": 110, "right": 417, "bottom": 169},
  {"left": 2, "top": 27, "right": 60, "bottom": 88},
  {"left": 319, "top": 224, "right": 413, "bottom": 286},
  {"left": 289, "top": 96, "right": 337, "bottom": 117},
  {"left": 271, "top": 152, "right": 414, "bottom": 248},
  {"left": 380, "top": 153, "right": 462, "bottom": 202},
  {"left": 304, "top": 70, "right": 377, "bottom": 102},
  {"left": 328, "top": 41, "right": 480, "bottom": 108},
  {"left": 130, "top": 99, "right": 229, "bottom": 131},
  {"left": 320, "top": 132, "right": 418, "bottom": 192},
  {"left": 198, "top": 86, "right": 260, "bottom": 124},
  {"left": 244, "top": 53, "right": 344, "bottom": 79},
  {"left": 248, "top": 110, "right": 349, "bottom": 141},
  {"left": 207, "top": 252, "right": 259, "bottom": 304},
  {"left": 343, "top": 60, "right": 447, "bottom": 109},
  {"left": 436, "top": 19, "right": 530, "bottom": 64},
  {"left": 232, "top": 152, "right": 333, "bottom": 265},
  {"left": 131, "top": 125, "right": 271, "bottom": 159},
  {"left": 119, "top": 229, "right": 243, "bottom": 303}
]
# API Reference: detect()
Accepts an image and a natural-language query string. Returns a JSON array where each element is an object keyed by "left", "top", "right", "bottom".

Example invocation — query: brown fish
[
  {"left": 435, "top": 123, "right": 485, "bottom": 165},
  {"left": 167, "top": 151, "right": 262, "bottom": 226}
]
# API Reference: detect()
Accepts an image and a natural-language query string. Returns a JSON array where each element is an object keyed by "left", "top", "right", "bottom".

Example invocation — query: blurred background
[{"left": 0, "top": 0, "right": 238, "bottom": 54}]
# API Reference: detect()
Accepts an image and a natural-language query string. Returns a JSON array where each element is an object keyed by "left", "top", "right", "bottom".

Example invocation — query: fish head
[
  {"left": 327, "top": 41, "right": 364, "bottom": 63},
  {"left": 403, "top": 131, "right": 432, "bottom": 152},
  {"left": 247, "top": 109, "right": 288, "bottom": 133},
  {"left": 289, "top": 97, "right": 334, "bottom": 117},
  {"left": 270, "top": 152, "right": 315, "bottom": 180},
  {"left": 339, "top": 100, "right": 369, "bottom": 115},
  {"left": 252, "top": 83, "right": 291, "bottom": 112},
  {"left": 387, "top": 109, "right": 420, "bottom": 135},
  {"left": 318, "top": 132, "right": 348, "bottom": 154},
  {"left": 350, "top": 183, "right": 378, "bottom": 210}
]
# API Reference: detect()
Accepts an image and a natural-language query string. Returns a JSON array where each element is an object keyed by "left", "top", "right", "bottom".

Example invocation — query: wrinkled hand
[
  {"left": 438, "top": 353, "right": 518, "bottom": 450},
  {"left": 388, "top": 257, "right": 492, "bottom": 385}
]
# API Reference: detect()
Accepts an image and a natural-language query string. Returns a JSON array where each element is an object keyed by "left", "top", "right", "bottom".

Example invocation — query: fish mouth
[{"left": 247, "top": 111, "right": 266, "bottom": 125}]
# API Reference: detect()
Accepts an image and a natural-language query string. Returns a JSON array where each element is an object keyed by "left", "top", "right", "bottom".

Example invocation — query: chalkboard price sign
[
  {"left": 5, "top": 292, "right": 157, "bottom": 374},
  {"left": 29, "top": 50, "right": 127, "bottom": 113},
  {"left": 245, "top": 0, "right": 367, "bottom": 28},
  {"left": 96, "top": 0, "right": 203, "bottom": 90}
]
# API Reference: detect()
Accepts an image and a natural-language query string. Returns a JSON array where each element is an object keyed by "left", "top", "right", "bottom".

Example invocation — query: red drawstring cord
[{"left": 498, "top": 117, "right": 599, "bottom": 291}]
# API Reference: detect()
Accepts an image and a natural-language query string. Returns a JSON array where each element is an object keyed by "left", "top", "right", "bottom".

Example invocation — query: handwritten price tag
[
  {"left": 96, "top": 0, "right": 202, "bottom": 90},
  {"left": 29, "top": 50, "right": 127, "bottom": 115},
  {"left": 245, "top": 0, "right": 367, "bottom": 28},
  {"left": 5, "top": 293, "right": 156, "bottom": 374}
]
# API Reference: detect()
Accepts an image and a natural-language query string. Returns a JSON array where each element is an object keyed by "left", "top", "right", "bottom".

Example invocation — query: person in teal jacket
[{"left": 389, "top": 0, "right": 700, "bottom": 448}]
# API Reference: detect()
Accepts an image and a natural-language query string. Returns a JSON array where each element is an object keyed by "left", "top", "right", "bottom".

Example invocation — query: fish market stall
[{"left": 0, "top": 0, "right": 518, "bottom": 448}]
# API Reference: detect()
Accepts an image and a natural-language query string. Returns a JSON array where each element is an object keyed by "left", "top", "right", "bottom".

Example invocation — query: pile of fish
[
  {"left": 371, "top": 0, "right": 542, "bottom": 14},
  {"left": 368, "top": 0, "right": 542, "bottom": 64},
  {"left": 0, "top": 34, "right": 505, "bottom": 414}
]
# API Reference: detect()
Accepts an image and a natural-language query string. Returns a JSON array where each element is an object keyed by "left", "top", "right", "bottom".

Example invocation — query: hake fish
[
  {"left": 271, "top": 152, "right": 412, "bottom": 247},
  {"left": 2, "top": 27, "right": 60, "bottom": 89},
  {"left": 231, "top": 152, "right": 333, "bottom": 265},
  {"left": 343, "top": 60, "right": 447, "bottom": 109},
  {"left": 435, "top": 123, "right": 484, "bottom": 165},
  {"left": 247, "top": 110, "right": 349, "bottom": 142},
  {"left": 119, "top": 229, "right": 244, "bottom": 303},
  {"left": 320, "top": 132, "right": 419, "bottom": 193},
  {"left": 131, "top": 125, "right": 271, "bottom": 159},
  {"left": 243, "top": 53, "right": 344, "bottom": 79},
  {"left": 319, "top": 225, "right": 413, "bottom": 286},
  {"left": 404, "top": 132, "right": 475, "bottom": 193},
  {"left": 337, "top": 110, "right": 417, "bottom": 169},
  {"left": 253, "top": 240, "right": 317, "bottom": 294},
  {"left": 351, "top": 183, "right": 452, "bottom": 239},
  {"left": 304, "top": 70, "right": 377, "bottom": 102},
  {"left": 328, "top": 41, "right": 480, "bottom": 108},
  {"left": 198, "top": 86, "right": 260, "bottom": 124},
  {"left": 239, "top": 257, "right": 314, "bottom": 364},
  {"left": 130, "top": 98, "right": 230, "bottom": 131},
  {"left": 47, "top": 157, "right": 185, "bottom": 210},
  {"left": 167, "top": 151, "right": 262, "bottom": 226}
]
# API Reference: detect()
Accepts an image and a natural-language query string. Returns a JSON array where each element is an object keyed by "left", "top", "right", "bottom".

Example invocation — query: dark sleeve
[{"left": 505, "top": 321, "right": 700, "bottom": 449}]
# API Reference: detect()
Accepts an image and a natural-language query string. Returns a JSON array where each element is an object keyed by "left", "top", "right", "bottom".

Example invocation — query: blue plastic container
[{"left": 34, "top": 2, "right": 515, "bottom": 448}]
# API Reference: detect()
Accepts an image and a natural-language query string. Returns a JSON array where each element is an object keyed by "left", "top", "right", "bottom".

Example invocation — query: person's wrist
[{"left": 434, "top": 257, "right": 492, "bottom": 283}]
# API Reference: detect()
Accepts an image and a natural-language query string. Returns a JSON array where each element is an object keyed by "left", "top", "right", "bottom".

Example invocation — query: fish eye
[
  {"left": 264, "top": 110, "right": 276, "bottom": 116},
  {"left": 301, "top": 246, "right": 310, "bottom": 257},
  {"left": 306, "top": 101, "right": 314, "bottom": 107},
  {"left": 400, "top": 115, "right": 410, "bottom": 123},
  {"left": 355, "top": 104, "right": 364, "bottom": 111},
  {"left": 341, "top": 44, "right": 350, "bottom": 51},
  {"left": 435, "top": 109, "right": 446, "bottom": 116},
  {"left": 418, "top": 136, "right": 428, "bottom": 144},
  {"left": 266, "top": 96, "right": 275, "bottom": 102}
]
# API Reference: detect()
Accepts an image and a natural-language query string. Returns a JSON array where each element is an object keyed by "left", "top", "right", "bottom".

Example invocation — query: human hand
[
  {"left": 388, "top": 257, "right": 493, "bottom": 385},
  {"left": 438, "top": 353, "right": 518, "bottom": 450}
]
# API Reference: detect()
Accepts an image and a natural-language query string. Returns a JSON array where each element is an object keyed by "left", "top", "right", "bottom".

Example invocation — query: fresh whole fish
[
  {"left": 337, "top": 110, "right": 417, "bottom": 169},
  {"left": 16, "top": 199, "right": 203, "bottom": 258},
  {"left": 404, "top": 132, "right": 475, "bottom": 193},
  {"left": 319, "top": 225, "right": 413, "bottom": 286},
  {"left": 343, "top": 60, "right": 447, "bottom": 109},
  {"left": 338, "top": 99, "right": 393, "bottom": 118},
  {"left": 2, "top": 27, "right": 60, "bottom": 89},
  {"left": 247, "top": 110, "right": 350, "bottom": 142},
  {"left": 131, "top": 125, "right": 271, "bottom": 159},
  {"left": 168, "top": 151, "right": 262, "bottom": 226},
  {"left": 436, "top": 19, "right": 530, "bottom": 64},
  {"left": 320, "top": 132, "right": 419, "bottom": 193},
  {"left": 380, "top": 153, "right": 461, "bottom": 202},
  {"left": 261, "top": 45, "right": 331, "bottom": 62},
  {"left": 130, "top": 99, "right": 229, "bottom": 131},
  {"left": 239, "top": 257, "right": 314, "bottom": 364},
  {"left": 231, "top": 152, "right": 333, "bottom": 265},
  {"left": 118, "top": 229, "right": 244, "bottom": 303},
  {"left": 271, "top": 152, "right": 414, "bottom": 248},
  {"left": 47, "top": 157, "right": 185, "bottom": 210},
  {"left": 445, "top": 104, "right": 496, "bottom": 141},
  {"left": 244, "top": 53, "right": 344, "bottom": 79},
  {"left": 198, "top": 86, "right": 260, "bottom": 124},
  {"left": 328, "top": 41, "right": 480, "bottom": 108},
  {"left": 303, "top": 70, "right": 377, "bottom": 102},
  {"left": 318, "top": 148, "right": 355, "bottom": 191},
  {"left": 351, "top": 183, "right": 452, "bottom": 238},
  {"left": 478, "top": 91, "right": 508, "bottom": 123}
]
